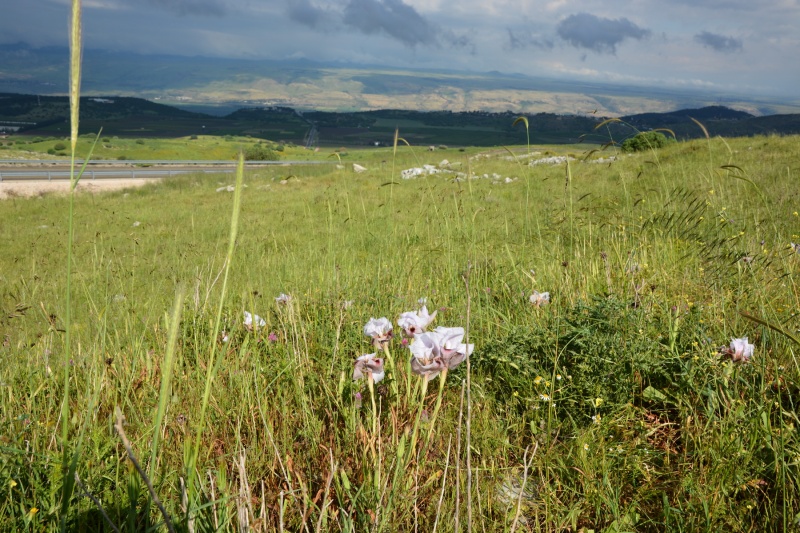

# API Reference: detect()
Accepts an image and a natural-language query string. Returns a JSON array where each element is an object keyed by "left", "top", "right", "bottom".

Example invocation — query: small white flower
[
  {"left": 243, "top": 311, "right": 265, "bottom": 331},
  {"left": 397, "top": 305, "right": 437, "bottom": 337},
  {"left": 275, "top": 293, "right": 292, "bottom": 304},
  {"left": 352, "top": 353, "right": 385, "bottom": 383},
  {"left": 364, "top": 317, "right": 393, "bottom": 346},
  {"left": 729, "top": 337, "right": 754, "bottom": 363},
  {"left": 342, "top": 300, "right": 354, "bottom": 309},
  {"left": 221, "top": 331, "right": 229, "bottom": 343},
  {"left": 409, "top": 326, "right": 474, "bottom": 381},
  {"left": 409, "top": 332, "right": 446, "bottom": 381},
  {"left": 529, "top": 290, "right": 550, "bottom": 307},
  {"left": 434, "top": 326, "right": 473, "bottom": 362},
  {"left": 417, "top": 297, "right": 428, "bottom": 305}
]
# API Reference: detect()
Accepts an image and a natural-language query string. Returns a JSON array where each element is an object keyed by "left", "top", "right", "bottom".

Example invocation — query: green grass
[
  {"left": 2, "top": 132, "right": 800, "bottom": 531},
  {"left": 4, "top": 135, "right": 312, "bottom": 161}
]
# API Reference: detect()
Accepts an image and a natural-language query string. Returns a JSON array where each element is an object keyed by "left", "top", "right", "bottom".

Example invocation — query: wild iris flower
[
  {"left": 364, "top": 317, "right": 393, "bottom": 348},
  {"left": 352, "top": 353, "right": 385, "bottom": 383},
  {"left": 409, "top": 326, "right": 473, "bottom": 381},
  {"left": 243, "top": 311, "right": 265, "bottom": 331},
  {"left": 397, "top": 303, "right": 437, "bottom": 337}
]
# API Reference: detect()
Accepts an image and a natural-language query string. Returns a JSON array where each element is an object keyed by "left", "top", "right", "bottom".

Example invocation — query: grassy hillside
[{"left": 2, "top": 134, "right": 800, "bottom": 531}]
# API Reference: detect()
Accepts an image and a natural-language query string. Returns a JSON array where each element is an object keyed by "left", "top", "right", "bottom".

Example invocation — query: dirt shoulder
[{"left": 0, "top": 178, "right": 160, "bottom": 200}]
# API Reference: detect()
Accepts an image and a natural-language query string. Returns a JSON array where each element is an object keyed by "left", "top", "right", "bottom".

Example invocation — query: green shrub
[
  {"left": 621, "top": 131, "right": 675, "bottom": 152},
  {"left": 475, "top": 297, "right": 691, "bottom": 424},
  {"left": 243, "top": 145, "right": 279, "bottom": 161},
  {"left": 53, "top": 142, "right": 67, "bottom": 151},
  {"left": 275, "top": 144, "right": 285, "bottom": 152},
  {"left": 47, "top": 148, "right": 56, "bottom": 155},
  {"left": 117, "top": 155, "right": 127, "bottom": 160},
  {"left": 190, "top": 135, "right": 198, "bottom": 140},
  {"left": 135, "top": 139, "right": 145, "bottom": 145}
]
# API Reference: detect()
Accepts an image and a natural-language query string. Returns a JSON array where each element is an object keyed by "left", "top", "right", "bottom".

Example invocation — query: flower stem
[
  {"left": 408, "top": 377, "right": 429, "bottom": 459},
  {"left": 381, "top": 342, "right": 399, "bottom": 400},
  {"left": 367, "top": 374, "right": 381, "bottom": 489},
  {"left": 424, "top": 368, "right": 448, "bottom": 448},
  {"left": 367, "top": 374, "right": 378, "bottom": 436}
]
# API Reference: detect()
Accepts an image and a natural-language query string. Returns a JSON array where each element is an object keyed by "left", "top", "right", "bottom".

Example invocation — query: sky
[{"left": 2, "top": 0, "right": 799, "bottom": 99}]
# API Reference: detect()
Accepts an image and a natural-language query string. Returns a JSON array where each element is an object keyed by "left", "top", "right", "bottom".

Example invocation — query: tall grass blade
[
  {"left": 59, "top": 2, "right": 82, "bottom": 528},
  {"left": 689, "top": 117, "right": 710, "bottom": 139},
  {"left": 145, "top": 287, "right": 186, "bottom": 520},
  {"left": 740, "top": 311, "right": 800, "bottom": 346},
  {"left": 186, "top": 153, "right": 246, "bottom": 506}
]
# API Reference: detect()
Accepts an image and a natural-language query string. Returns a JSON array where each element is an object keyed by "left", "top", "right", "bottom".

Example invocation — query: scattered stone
[
  {"left": 401, "top": 164, "right": 445, "bottom": 179},
  {"left": 588, "top": 156, "right": 618, "bottom": 164},
  {"left": 529, "top": 156, "right": 575, "bottom": 166}
]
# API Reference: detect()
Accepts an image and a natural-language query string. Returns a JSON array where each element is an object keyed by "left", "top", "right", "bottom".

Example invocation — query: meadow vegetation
[
  {"left": 1, "top": 134, "right": 304, "bottom": 162},
  {"left": 2, "top": 128, "right": 800, "bottom": 531},
  {"left": 2, "top": 3, "right": 800, "bottom": 530}
]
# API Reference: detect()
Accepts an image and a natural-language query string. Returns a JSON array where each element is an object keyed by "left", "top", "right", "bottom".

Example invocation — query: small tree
[{"left": 621, "top": 131, "right": 674, "bottom": 152}]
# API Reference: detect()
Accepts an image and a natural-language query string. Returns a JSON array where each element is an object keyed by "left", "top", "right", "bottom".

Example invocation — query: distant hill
[
  {"left": 617, "top": 105, "right": 800, "bottom": 139},
  {"left": 2, "top": 94, "right": 799, "bottom": 146},
  {"left": 2, "top": 42, "right": 800, "bottom": 117}
]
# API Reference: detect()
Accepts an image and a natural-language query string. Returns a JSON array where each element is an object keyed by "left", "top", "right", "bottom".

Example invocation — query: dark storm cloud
[
  {"left": 694, "top": 31, "right": 743, "bottom": 52},
  {"left": 556, "top": 13, "right": 650, "bottom": 54},
  {"left": 287, "top": 0, "right": 328, "bottom": 28},
  {"left": 342, "top": 0, "right": 437, "bottom": 47},
  {"left": 506, "top": 28, "right": 554, "bottom": 51},
  {"left": 446, "top": 32, "right": 476, "bottom": 52},
  {"left": 140, "top": 0, "right": 226, "bottom": 17}
]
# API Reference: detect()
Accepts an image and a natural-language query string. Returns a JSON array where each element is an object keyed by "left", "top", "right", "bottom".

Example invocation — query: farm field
[{"left": 1, "top": 132, "right": 800, "bottom": 531}]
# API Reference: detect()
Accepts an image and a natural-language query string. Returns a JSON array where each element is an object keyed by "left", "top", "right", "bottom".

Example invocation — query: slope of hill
[
  {"left": 2, "top": 93, "right": 799, "bottom": 147},
  {"left": 618, "top": 105, "right": 800, "bottom": 139}
]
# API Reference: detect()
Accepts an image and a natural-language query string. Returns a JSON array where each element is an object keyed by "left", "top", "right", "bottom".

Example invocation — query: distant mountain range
[
  {"left": 618, "top": 106, "right": 800, "bottom": 139},
  {"left": 1, "top": 92, "right": 798, "bottom": 147},
  {"left": 2, "top": 42, "right": 799, "bottom": 118}
]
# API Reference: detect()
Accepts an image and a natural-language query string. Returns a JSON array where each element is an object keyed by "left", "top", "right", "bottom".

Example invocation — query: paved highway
[{"left": 0, "top": 159, "right": 331, "bottom": 181}]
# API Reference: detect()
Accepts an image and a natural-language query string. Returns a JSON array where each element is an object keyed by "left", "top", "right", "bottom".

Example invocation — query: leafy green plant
[
  {"left": 621, "top": 130, "right": 675, "bottom": 152},
  {"left": 243, "top": 144, "right": 279, "bottom": 161}
]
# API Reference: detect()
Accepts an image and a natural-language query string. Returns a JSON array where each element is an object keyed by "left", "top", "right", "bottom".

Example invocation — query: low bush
[
  {"left": 243, "top": 144, "right": 279, "bottom": 161},
  {"left": 621, "top": 131, "right": 675, "bottom": 152}
]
